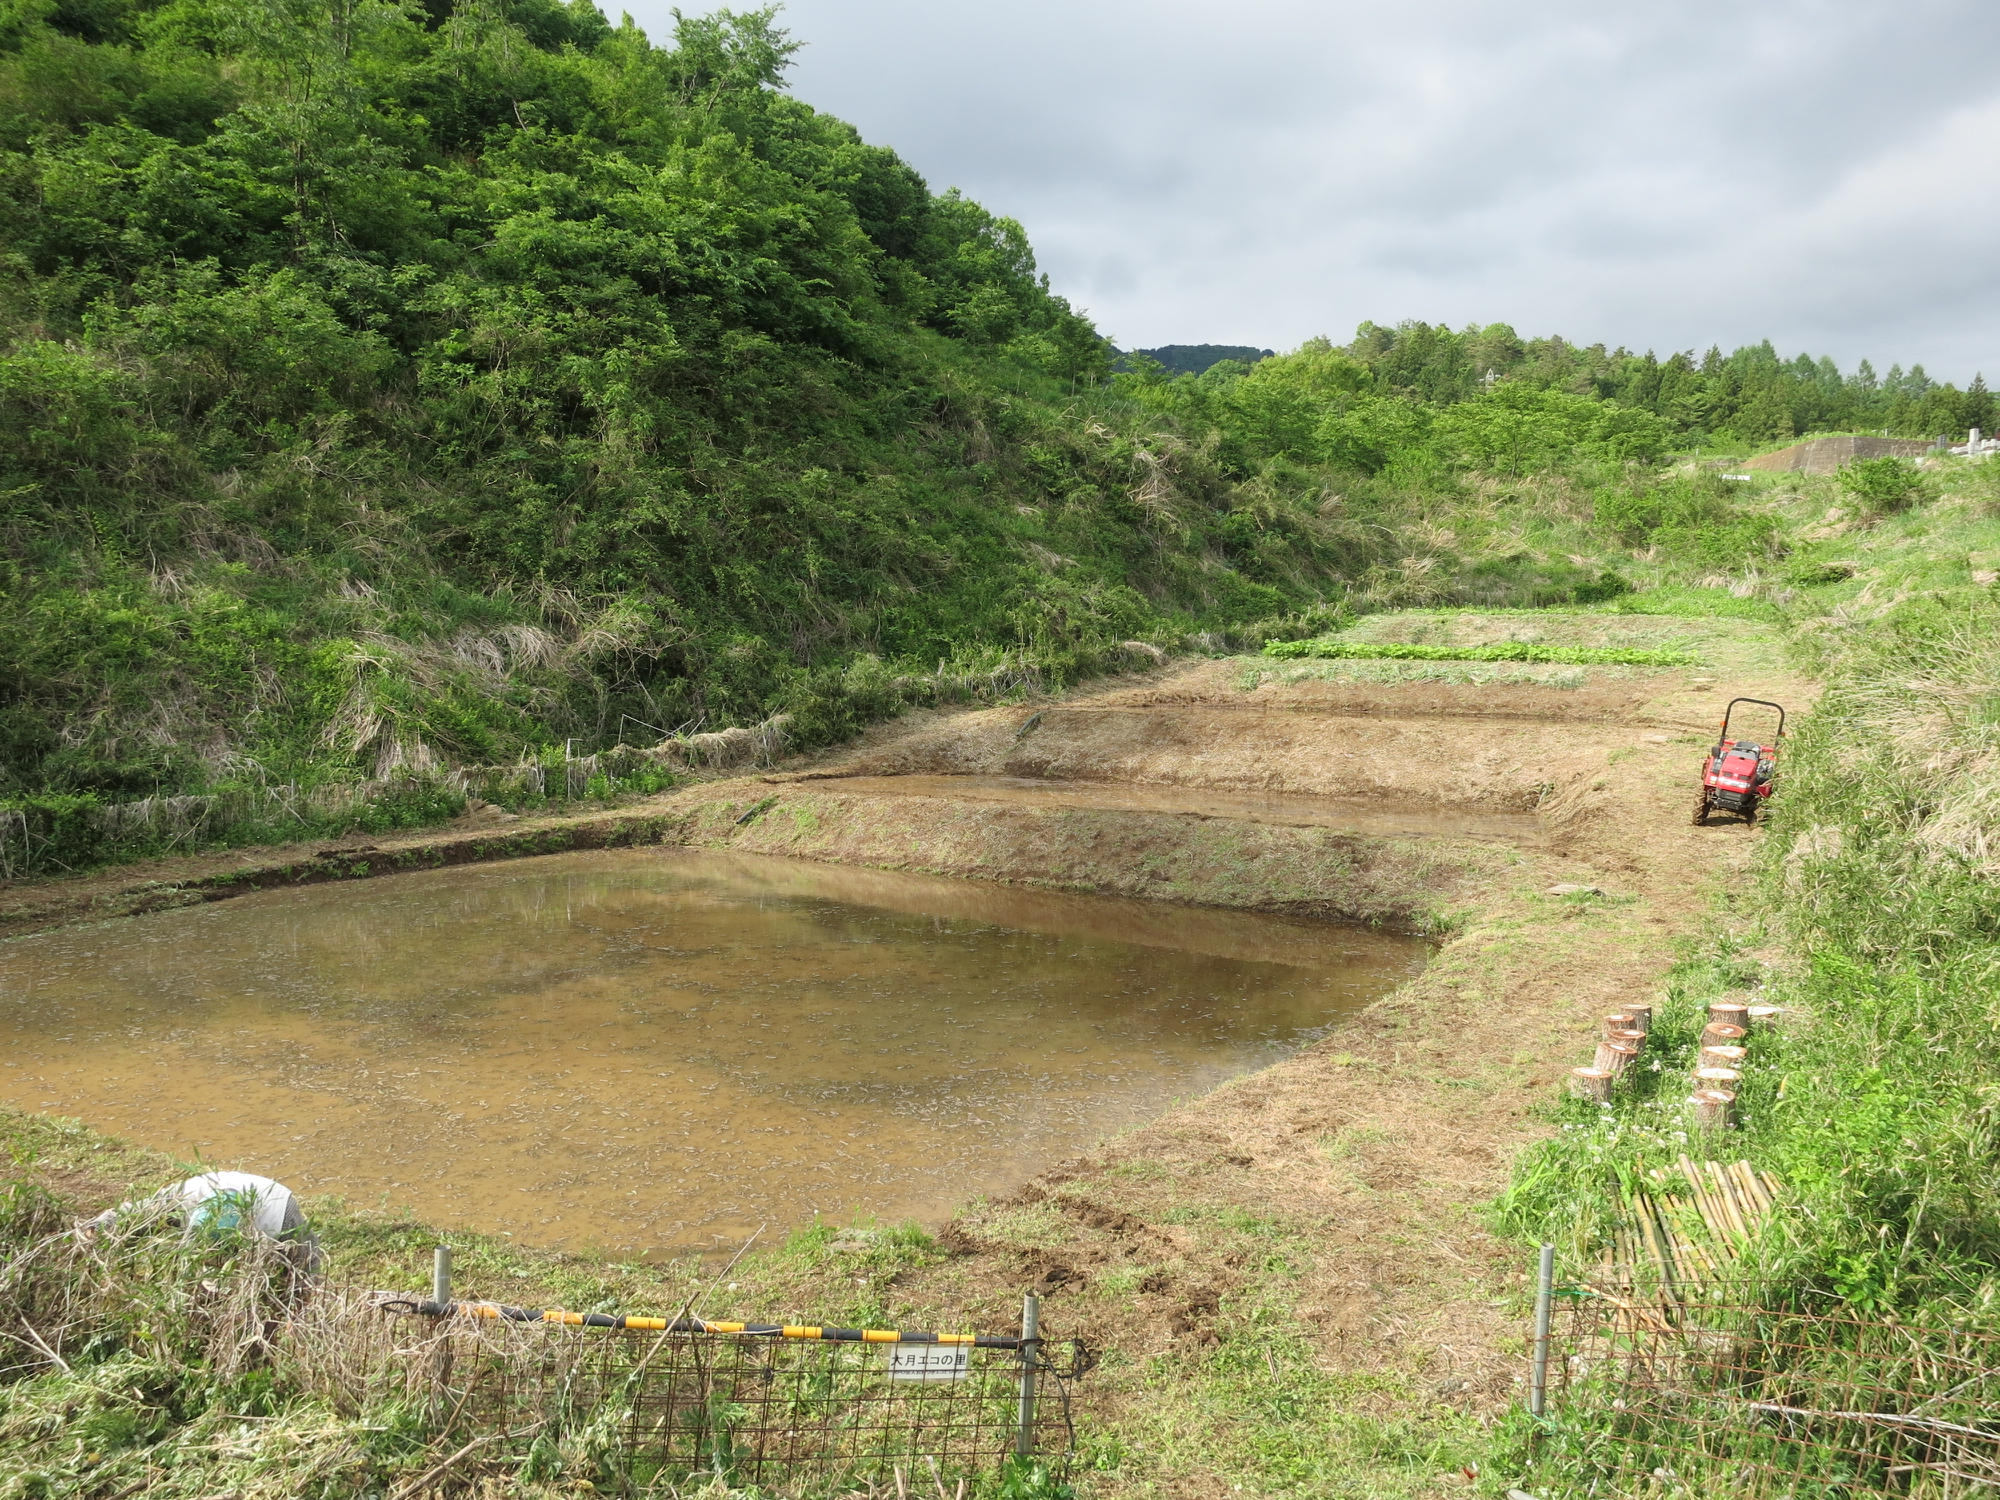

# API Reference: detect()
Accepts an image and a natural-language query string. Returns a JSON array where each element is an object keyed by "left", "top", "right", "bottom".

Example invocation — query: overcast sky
[{"left": 622, "top": 0, "right": 2000, "bottom": 380}]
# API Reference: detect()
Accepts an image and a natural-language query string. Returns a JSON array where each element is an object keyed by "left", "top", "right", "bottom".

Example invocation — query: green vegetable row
[{"left": 1259, "top": 639, "right": 1698, "bottom": 666}]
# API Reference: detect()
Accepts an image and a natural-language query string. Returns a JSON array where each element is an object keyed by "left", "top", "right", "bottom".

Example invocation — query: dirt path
[{"left": 0, "top": 613, "right": 1811, "bottom": 1496}]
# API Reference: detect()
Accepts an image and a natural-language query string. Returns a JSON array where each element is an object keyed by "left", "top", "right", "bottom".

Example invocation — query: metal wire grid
[
  {"left": 1531, "top": 1284, "right": 2000, "bottom": 1498},
  {"left": 286, "top": 1293, "right": 1074, "bottom": 1492}
]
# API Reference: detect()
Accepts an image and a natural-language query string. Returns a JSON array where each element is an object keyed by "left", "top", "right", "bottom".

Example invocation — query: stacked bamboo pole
[{"left": 1597, "top": 1157, "right": 1783, "bottom": 1290}]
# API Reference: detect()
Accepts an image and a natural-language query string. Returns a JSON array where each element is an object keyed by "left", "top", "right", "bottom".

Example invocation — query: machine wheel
[
  {"left": 1741, "top": 799, "right": 1757, "bottom": 826},
  {"left": 1692, "top": 793, "right": 1710, "bottom": 826}
]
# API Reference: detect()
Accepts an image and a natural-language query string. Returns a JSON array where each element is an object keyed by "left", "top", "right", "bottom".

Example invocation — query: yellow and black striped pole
[{"left": 384, "top": 1297, "right": 1025, "bottom": 1349}]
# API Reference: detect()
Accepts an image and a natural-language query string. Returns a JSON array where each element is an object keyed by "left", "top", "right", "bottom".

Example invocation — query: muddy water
[
  {"left": 0, "top": 850, "right": 1425, "bottom": 1257},
  {"left": 808, "top": 775, "right": 1542, "bottom": 842}
]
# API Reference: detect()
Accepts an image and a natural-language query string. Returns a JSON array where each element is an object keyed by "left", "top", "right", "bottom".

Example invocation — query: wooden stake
[
  {"left": 1698, "top": 1044, "right": 1748, "bottom": 1070},
  {"left": 1604, "top": 1013, "right": 1634, "bottom": 1037},
  {"left": 1635, "top": 1194, "right": 1676, "bottom": 1285},
  {"left": 1706, "top": 1161, "right": 1745, "bottom": 1238},
  {"left": 1676, "top": 1156, "right": 1717, "bottom": 1236},
  {"left": 1694, "top": 1066, "right": 1743, "bottom": 1090},
  {"left": 1746, "top": 1005, "right": 1782, "bottom": 1031},
  {"left": 1623, "top": 1003, "right": 1653, "bottom": 1034},
  {"left": 1569, "top": 1066, "right": 1615, "bottom": 1102},
  {"left": 1608, "top": 1028, "right": 1647, "bottom": 1050},
  {"left": 1700, "top": 1022, "right": 1748, "bottom": 1047},
  {"left": 1708, "top": 1001, "right": 1751, "bottom": 1030},
  {"left": 1689, "top": 1089, "right": 1737, "bottom": 1131}
]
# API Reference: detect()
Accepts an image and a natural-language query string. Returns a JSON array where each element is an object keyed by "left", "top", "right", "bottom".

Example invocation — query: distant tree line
[{"left": 1335, "top": 322, "right": 1993, "bottom": 444}]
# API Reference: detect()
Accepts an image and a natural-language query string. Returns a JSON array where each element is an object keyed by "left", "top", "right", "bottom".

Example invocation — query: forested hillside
[
  {"left": 1, "top": 0, "right": 1991, "bottom": 871},
  {"left": 1, "top": 0, "right": 1308, "bottom": 821}
]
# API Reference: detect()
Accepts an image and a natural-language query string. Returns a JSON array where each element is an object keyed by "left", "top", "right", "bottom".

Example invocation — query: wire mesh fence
[
  {"left": 278, "top": 1288, "right": 1081, "bottom": 1494},
  {"left": 1520, "top": 1279, "right": 2000, "bottom": 1498}
]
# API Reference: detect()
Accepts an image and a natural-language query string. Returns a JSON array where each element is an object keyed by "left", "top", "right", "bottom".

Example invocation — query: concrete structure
[{"left": 1739, "top": 435, "right": 1937, "bottom": 475}]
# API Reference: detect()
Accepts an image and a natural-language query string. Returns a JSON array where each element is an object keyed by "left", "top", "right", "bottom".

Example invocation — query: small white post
[
  {"left": 1015, "top": 1294, "right": 1041, "bottom": 1457},
  {"left": 432, "top": 1245, "right": 452, "bottom": 1310},
  {"left": 1529, "top": 1243, "right": 1555, "bottom": 1417}
]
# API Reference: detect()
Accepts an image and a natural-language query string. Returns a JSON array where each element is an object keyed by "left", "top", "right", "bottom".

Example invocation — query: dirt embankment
[
  {"left": 1, "top": 616, "right": 1812, "bottom": 1495},
  {"left": 0, "top": 648, "right": 1747, "bottom": 937}
]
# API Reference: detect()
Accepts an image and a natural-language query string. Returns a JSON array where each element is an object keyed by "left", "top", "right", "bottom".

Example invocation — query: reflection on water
[{"left": 0, "top": 850, "right": 1426, "bottom": 1257}]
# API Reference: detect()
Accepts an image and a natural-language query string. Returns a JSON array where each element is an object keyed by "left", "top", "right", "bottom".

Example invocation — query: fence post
[
  {"left": 1529, "top": 1241, "right": 1554, "bottom": 1418},
  {"left": 433, "top": 1245, "right": 453, "bottom": 1309},
  {"left": 1015, "top": 1293, "right": 1041, "bottom": 1458}
]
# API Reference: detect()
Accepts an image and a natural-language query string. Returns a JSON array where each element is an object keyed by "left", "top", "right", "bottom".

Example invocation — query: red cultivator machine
[{"left": 1693, "top": 698, "right": 1786, "bottom": 826}]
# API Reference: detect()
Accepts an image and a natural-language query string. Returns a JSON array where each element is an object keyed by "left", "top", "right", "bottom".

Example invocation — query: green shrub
[
  {"left": 1784, "top": 559, "right": 1855, "bottom": 586},
  {"left": 1593, "top": 472, "right": 1782, "bottom": 569},
  {"left": 1431, "top": 384, "right": 1676, "bottom": 472},
  {"left": 1836, "top": 455, "right": 1926, "bottom": 516}
]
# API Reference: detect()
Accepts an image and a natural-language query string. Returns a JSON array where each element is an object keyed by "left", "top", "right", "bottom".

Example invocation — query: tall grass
[
  {"left": 0, "top": 1173, "right": 1044, "bottom": 1498},
  {"left": 1754, "top": 595, "right": 2000, "bottom": 1311}
]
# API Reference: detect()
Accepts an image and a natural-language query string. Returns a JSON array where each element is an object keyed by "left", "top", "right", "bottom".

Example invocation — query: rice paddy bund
[{"left": 0, "top": 849, "right": 1425, "bottom": 1258}]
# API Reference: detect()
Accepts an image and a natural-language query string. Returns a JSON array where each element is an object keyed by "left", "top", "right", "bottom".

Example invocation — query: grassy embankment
[{"left": 0, "top": 0, "right": 1370, "bottom": 877}]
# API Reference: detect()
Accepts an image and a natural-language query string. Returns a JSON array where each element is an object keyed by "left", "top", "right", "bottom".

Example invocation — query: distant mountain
[{"left": 1120, "top": 344, "right": 1276, "bottom": 376}]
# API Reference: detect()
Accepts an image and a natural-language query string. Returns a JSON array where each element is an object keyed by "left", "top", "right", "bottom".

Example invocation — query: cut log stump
[
  {"left": 1689, "top": 1088, "right": 1738, "bottom": 1130},
  {"left": 1570, "top": 1067, "right": 1615, "bottom": 1103},
  {"left": 1593, "top": 1039, "right": 1641, "bottom": 1075}
]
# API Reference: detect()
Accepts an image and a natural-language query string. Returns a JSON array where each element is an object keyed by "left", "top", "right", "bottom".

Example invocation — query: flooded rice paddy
[{"left": 0, "top": 850, "right": 1426, "bottom": 1257}]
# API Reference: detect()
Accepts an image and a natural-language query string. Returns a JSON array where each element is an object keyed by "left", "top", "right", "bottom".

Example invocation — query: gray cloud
[{"left": 623, "top": 0, "right": 2000, "bottom": 376}]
